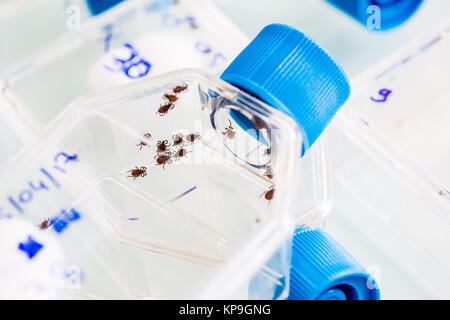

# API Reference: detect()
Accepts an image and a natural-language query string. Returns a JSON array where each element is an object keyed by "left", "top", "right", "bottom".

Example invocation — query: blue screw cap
[
  {"left": 327, "top": 0, "right": 424, "bottom": 30},
  {"left": 86, "top": 0, "right": 125, "bottom": 15},
  {"left": 221, "top": 24, "right": 350, "bottom": 154},
  {"left": 287, "top": 227, "right": 380, "bottom": 300}
]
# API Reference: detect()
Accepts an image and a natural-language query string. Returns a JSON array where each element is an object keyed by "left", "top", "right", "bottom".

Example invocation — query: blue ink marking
[
  {"left": 51, "top": 218, "right": 68, "bottom": 233},
  {"left": 104, "top": 43, "right": 151, "bottom": 79},
  {"left": 54, "top": 152, "right": 78, "bottom": 164},
  {"left": 18, "top": 189, "right": 33, "bottom": 204},
  {"left": 170, "top": 186, "right": 197, "bottom": 202},
  {"left": 210, "top": 53, "right": 226, "bottom": 67},
  {"left": 102, "top": 24, "right": 114, "bottom": 52},
  {"left": 29, "top": 180, "right": 49, "bottom": 192},
  {"left": 0, "top": 207, "right": 12, "bottom": 220},
  {"left": 8, "top": 196, "right": 23, "bottom": 214},
  {"left": 126, "top": 217, "right": 138, "bottom": 221},
  {"left": 195, "top": 41, "right": 226, "bottom": 67},
  {"left": 2, "top": 151, "right": 79, "bottom": 216},
  {"left": 371, "top": 88, "right": 392, "bottom": 103},
  {"left": 360, "top": 118, "right": 370, "bottom": 126},
  {"left": 62, "top": 208, "right": 81, "bottom": 222},
  {"left": 18, "top": 236, "right": 43, "bottom": 259},
  {"left": 51, "top": 208, "right": 81, "bottom": 234},
  {"left": 41, "top": 167, "right": 60, "bottom": 189}
]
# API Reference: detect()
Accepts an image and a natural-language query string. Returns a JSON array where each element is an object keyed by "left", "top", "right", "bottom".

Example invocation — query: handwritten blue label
[
  {"left": 1, "top": 151, "right": 78, "bottom": 218},
  {"left": 18, "top": 236, "right": 43, "bottom": 259},
  {"left": 104, "top": 43, "right": 151, "bottom": 79},
  {"left": 371, "top": 88, "right": 392, "bottom": 103}
]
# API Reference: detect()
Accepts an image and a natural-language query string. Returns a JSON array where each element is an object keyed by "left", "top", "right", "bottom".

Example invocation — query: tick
[
  {"left": 264, "top": 166, "right": 273, "bottom": 180},
  {"left": 173, "top": 85, "right": 188, "bottom": 94},
  {"left": 127, "top": 166, "right": 147, "bottom": 180},
  {"left": 156, "top": 140, "right": 170, "bottom": 154},
  {"left": 136, "top": 133, "right": 152, "bottom": 150},
  {"left": 185, "top": 132, "right": 201, "bottom": 143},
  {"left": 172, "top": 133, "right": 184, "bottom": 147},
  {"left": 174, "top": 147, "right": 189, "bottom": 160},
  {"left": 222, "top": 120, "right": 236, "bottom": 139},
  {"left": 155, "top": 153, "right": 173, "bottom": 169},
  {"left": 164, "top": 93, "right": 178, "bottom": 103},
  {"left": 264, "top": 148, "right": 271, "bottom": 157},
  {"left": 157, "top": 102, "right": 175, "bottom": 116},
  {"left": 39, "top": 218, "right": 52, "bottom": 230},
  {"left": 252, "top": 116, "right": 265, "bottom": 130},
  {"left": 260, "top": 186, "right": 275, "bottom": 203}
]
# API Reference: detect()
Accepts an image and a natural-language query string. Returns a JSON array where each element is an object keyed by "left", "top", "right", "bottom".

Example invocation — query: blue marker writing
[{"left": 18, "top": 236, "right": 43, "bottom": 259}]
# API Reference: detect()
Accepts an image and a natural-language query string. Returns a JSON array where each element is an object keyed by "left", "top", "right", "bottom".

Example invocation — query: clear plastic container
[
  {"left": 0, "top": 69, "right": 302, "bottom": 299},
  {"left": 0, "top": 0, "right": 129, "bottom": 75},
  {"left": 338, "top": 18, "right": 450, "bottom": 218},
  {"left": 325, "top": 18, "right": 450, "bottom": 296}
]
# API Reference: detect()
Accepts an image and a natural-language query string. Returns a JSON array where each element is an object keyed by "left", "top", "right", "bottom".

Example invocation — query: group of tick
[
  {"left": 127, "top": 85, "right": 201, "bottom": 180},
  {"left": 127, "top": 84, "right": 275, "bottom": 203}
]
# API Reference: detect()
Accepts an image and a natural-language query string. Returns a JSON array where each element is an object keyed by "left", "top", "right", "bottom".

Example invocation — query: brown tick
[
  {"left": 156, "top": 140, "right": 170, "bottom": 154},
  {"left": 264, "top": 148, "right": 271, "bottom": 157},
  {"left": 264, "top": 166, "right": 273, "bottom": 180},
  {"left": 260, "top": 186, "right": 275, "bottom": 203},
  {"left": 164, "top": 94, "right": 178, "bottom": 103},
  {"left": 157, "top": 102, "right": 175, "bottom": 116},
  {"left": 174, "top": 147, "right": 189, "bottom": 160},
  {"left": 172, "top": 133, "right": 184, "bottom": 147},
  {"left": 222, "top": 120, "right": 236, "bottom": 139},
  {"left": 39, "top": 218, "right": 53, "bottom": 230},
  {"left": 136, "top": 133, "right": 152, "bottom": 150},
  {"left": 155, "top": 153, "right": 173, "bottom": 169},
  {"left": 185, "top": 132, "right": 201, "bottom": 143},
  {"left": 173, "top": 85, "right": 188, "bottom": 94},
  {"left": 127, "top": 166, "right": 147, "bottom": 180},
  {"left": 252, "top": 116, "right": 265, "bottom": 130}
]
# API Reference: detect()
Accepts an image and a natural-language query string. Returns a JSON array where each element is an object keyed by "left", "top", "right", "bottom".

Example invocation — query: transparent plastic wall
[{"left": 330, "top": 18, "right": 450, "bottom": 282}]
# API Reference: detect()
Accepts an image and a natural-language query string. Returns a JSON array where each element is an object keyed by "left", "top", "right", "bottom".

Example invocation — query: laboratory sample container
[
  {"left": 0, "top": 0, "right": 128, "bottom": 75},
  {"left": 325, "top": 18, "right": 450, "bottom": 298},
  {"left": 0, "top": 23, "right": 378, "bottom": 300}
]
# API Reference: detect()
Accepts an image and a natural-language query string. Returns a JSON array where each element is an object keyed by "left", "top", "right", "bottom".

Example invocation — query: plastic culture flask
[
  {"left": 0, "top": 24, "right": 376, "bottom": 299},
  {"left": 0, "top": 0, "right": 128, "bottom": 75},
  {"left": 327, "top": 18, "right": 450, "bottom": 287}
]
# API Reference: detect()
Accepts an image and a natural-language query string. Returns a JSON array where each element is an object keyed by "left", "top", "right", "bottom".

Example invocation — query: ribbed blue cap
[
  {"left": 86, "top": 0, "right": 125, "bottom": 15},
  {"left": 327, "top": 0, "right": 424, "bottom": 30},
  {"left": 221, "top": 24, "right": 350, "bottom": 153},
  {"left": 287, "top": 227, "right": 380, "bottom": 300}
]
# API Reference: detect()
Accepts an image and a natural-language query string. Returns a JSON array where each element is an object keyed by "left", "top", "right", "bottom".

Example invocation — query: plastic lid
[
  {"left": 327, "top": 0, "right": 424, "bottom": 30},
  {"left": 221, "top": 24, "right": 350, "bottom": 154},
  {"left": 287, "top": 227, "right": 380, "bottom": 300},
  {"left": 86, "top": 0, "right": 125, "bottom": 15}
]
